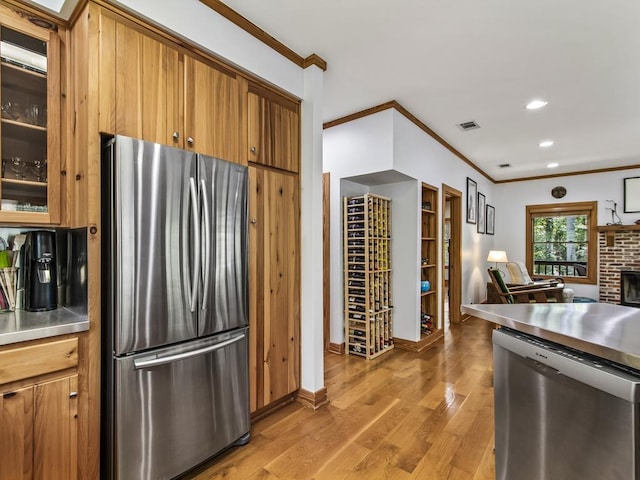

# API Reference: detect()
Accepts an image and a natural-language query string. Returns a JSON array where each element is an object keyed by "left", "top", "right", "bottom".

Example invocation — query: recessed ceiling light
[
  {"left": 526, "top": 99, "right": 548, "bottom": 110},
  {"left": 539, "top": 140, "right": 554, "bottom": 148},
  {"left": 547, "top": 162, "right": 559, "bottom": 169}
]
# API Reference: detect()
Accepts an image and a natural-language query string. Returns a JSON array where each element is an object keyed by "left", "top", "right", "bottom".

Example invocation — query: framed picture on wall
[
  {"left": 466, "top": 177, "right": 477, "bottom": 224},
  {"left": 486, "top": 204, "right": 495, "bottom": 235},
  {"left": 624, "top": 177, "right": 640, "bottom": 212},
  {"left": 477, "top": 193, "right": 486, "bottom": 234}
]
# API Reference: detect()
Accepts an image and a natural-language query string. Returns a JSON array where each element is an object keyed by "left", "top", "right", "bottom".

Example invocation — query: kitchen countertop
[
  {"left": 0, "top": 307, "right": 89, "bottom": 345},
  {"left": 461, "top": 302, "right": 640, "bottom": 370}
]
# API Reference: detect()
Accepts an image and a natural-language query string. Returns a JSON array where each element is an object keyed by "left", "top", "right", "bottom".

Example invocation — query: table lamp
[{"left": 487, "top": 250, "right": 508, "bottom": 268}]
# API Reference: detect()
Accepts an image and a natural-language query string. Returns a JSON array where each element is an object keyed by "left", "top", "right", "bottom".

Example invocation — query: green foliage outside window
[{"left": 532, "top": 214, "right": 588, "bottom": 275}]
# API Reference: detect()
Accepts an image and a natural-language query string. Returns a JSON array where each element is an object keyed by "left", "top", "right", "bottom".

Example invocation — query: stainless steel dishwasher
[{"left": 493, "top": 328, "right": 640, "bottom": 480}]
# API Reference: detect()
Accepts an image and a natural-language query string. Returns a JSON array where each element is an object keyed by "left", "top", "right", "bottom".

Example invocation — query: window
[{"left": 525, "top": 201, "right": 597, "bottom": 284}]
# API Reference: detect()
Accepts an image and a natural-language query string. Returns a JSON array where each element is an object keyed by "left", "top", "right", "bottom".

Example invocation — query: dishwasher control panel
[{"left": 494, "top": 327, "right": 640, "bottom": 403}]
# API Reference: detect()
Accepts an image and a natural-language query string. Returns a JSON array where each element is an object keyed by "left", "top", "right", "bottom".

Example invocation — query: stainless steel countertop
[
  {"left": 461, "top": 303, "right": 640, "bottom": 370},
  {"left": 0, "top": 307, "right": 89, "bottom": 345}
]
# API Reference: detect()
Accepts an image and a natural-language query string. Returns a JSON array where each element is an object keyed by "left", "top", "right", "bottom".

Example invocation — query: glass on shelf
[
  {"left": 32, "top": 159, "right": 47, "bottom": 182},
  {"left": 1, "top": 101, "right": 20, "bottom": 120},
  {"left": 10, "top": 156, "right": 24, "bottom": 179}
]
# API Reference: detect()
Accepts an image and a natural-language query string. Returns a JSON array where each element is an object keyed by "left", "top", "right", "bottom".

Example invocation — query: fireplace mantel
[
  {"left": 599, "top": 228, "right": 640, "bottom": 303},
  {"left": 597, "top": 224, "right": 640, "bottom": 246},
  {"left": 597, "top": 224, "right": 640, "bottom": 232}
]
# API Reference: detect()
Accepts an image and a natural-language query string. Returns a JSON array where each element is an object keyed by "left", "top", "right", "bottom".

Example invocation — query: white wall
[
  {"left": 391, "top": 111, "right": 496, "bottom": 307},
  {"left": 371, "top": 181, "right": 420, "bottom": 340},
  {"left": 495, "top": 168, "right": 640, "bottom": 299},
  {"left": 324, "top": 109, "right": 498, "bottom": 345},
  {"left": 324, "top": 112, "right": 395, "bottom": 344}
]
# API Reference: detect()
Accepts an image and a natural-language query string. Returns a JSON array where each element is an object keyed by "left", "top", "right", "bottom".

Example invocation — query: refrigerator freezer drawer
[{"left": 113, "top": 328, "right": 250, "bottom": 480}]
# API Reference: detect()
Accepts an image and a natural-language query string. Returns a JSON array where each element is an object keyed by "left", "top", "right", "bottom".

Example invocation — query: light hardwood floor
[{"left": 186, "top": 318, "right": 496, "bottom": 480}]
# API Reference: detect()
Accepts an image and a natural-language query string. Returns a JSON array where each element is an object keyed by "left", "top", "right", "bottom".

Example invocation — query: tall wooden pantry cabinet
[{"left": 247, "top": 84, "right": 301, "bottom": 413}]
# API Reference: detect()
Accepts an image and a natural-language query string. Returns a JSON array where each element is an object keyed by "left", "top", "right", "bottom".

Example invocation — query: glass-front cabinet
[{"left": 0, "top": 14, "right": 60, "bottom": 224}]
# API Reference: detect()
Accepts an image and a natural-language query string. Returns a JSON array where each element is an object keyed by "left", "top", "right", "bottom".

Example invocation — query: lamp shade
[{"left": 487, "top": 250, "right": 508, "bottom": 263}]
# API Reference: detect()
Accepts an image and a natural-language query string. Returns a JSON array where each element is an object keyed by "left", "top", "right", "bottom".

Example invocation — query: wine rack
[{"left": 344, "top": 193, "right": 393, "bottom": 359}]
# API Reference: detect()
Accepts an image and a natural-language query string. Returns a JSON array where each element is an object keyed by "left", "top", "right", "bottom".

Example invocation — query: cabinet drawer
[{"left": 0, "top": 337, "right": 78, "bottom": 385}]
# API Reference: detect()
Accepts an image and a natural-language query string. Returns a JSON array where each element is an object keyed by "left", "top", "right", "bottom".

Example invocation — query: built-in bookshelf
[
  {"left": 343, "top": 193, "right": 394, "bottom": 359},
  {"left": 420, "top": 183, "right": 442, "bottom": 346}
]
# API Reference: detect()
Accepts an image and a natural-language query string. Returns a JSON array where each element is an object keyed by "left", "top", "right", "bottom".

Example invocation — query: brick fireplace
[{"left": 599, "top": 228, "right": 640, "bottom": 303}]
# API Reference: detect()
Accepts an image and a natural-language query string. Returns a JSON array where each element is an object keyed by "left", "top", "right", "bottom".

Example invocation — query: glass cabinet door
[{"left": 0, "top": 25, "right": 55, "bottom": 220}]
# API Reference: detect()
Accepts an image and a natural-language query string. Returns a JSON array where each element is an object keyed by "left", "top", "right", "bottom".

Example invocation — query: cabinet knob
[
  {"left": 69, "top": 391, "right": 78, "bottom": 399},
  {"left": 250, "top": 218, "right": 257, "bottom": 224},
  {"left": 250, "top": 146, "right": 256, "bottom": 154},
  {"left": 187, "top": 137, "right": 194, "bottom": 145},
  {"left": 172, "top": 132, "right": 179, "bottom": 140}
]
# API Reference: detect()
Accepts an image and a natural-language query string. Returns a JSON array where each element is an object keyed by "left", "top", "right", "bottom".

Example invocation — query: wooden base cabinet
[
  {"left": 0, "top": 385, "right": 33, "bottom": 480},
  {"left": 1, "top": 375, "right": 78, "bottom": 480},
  {"left": 248, "top": 165, "right": 300, "bottom": 413},
  {"left": 0, "top": 336, "right": 79, "bottom": 480}
]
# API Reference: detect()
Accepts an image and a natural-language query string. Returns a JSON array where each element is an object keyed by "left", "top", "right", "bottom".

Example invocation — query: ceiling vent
[
  {"left": 499, "top": 163, "right": 511, "bottom": 168},
  {"left": 457, "top": 120, "right": 480, "bottom": 131}
]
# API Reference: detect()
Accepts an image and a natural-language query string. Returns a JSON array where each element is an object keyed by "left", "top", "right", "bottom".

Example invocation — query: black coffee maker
[{"left": 24, "top": 230, "right": 57, "bottom": 312}]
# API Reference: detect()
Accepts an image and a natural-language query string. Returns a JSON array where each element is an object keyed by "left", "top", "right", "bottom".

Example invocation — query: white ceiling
[
  {"left": 219, "top": 0, "right": 640, "bottom": 182},
  {"left": 21, "top": 0, "right": 78, "bottom": 20},
  {"left": 23, "top": 0, "right": 640, "bottom": 181}
]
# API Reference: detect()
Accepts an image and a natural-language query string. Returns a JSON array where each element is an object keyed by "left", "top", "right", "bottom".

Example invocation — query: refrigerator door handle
[
  {"left": 189, "top": 177, "right": 200, "bottom": 312},
  {"left": 201, "top": 178, "right": 212, "bottom": 311},
  {"left": 133, "top": 332, "right": 246, "bottom": 369}
]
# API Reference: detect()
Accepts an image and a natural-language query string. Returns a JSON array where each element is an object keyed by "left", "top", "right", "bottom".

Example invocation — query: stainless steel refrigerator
[{"left": 100, "top": 135, "right": 250, "bottom": 480}]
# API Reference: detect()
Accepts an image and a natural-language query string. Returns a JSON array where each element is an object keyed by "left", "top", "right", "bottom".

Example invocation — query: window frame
[{"left": 525, "top": 201, "right": 597, "bottom": 285}]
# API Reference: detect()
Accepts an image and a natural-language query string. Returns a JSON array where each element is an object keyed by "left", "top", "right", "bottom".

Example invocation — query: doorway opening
[{"left": 442, "top": 184, "right": 462, "bottom": 325}]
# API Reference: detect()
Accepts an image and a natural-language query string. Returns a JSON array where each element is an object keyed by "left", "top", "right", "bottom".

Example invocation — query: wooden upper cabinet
[
  {"left": 114, "top": 23, "right": 179, "bottom": 147},
  {"left": 99, "top": 12, "right": 180, "bottom": 147},
  {"left": 247, "top": 89, "right": 299, "bottom": 173},
  {"left": 0, "top": 7, "right": 62, "bottom": 225},
  {"left": 184, "top": 56, "right": 243, "bottom": 163},
  {"left": 98, "top": 9, "right": 245, "bottom": 164}
]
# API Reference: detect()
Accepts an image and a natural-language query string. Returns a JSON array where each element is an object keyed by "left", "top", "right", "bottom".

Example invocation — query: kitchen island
[
  {"left": 462, "top": 302, "right": 640, "bottom": 480},
  {"left": 461, "top": 302, "right": 640, "bottom": 369}
]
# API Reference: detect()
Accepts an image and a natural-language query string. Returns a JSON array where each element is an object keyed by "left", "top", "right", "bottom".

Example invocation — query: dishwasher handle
[{"left": 134, "top": 333, "right": 245, "bottom": 369}]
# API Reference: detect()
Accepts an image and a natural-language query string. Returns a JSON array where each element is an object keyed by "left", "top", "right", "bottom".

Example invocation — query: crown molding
[
  {"left": 303, "top": 53, "right": 327, "bottom": 71},
  {"left": 199, "top": 0, "right": 325, "bottom": 71},
  {"left": 495, "top": 163, "right": 640, "bottom": 183}
]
